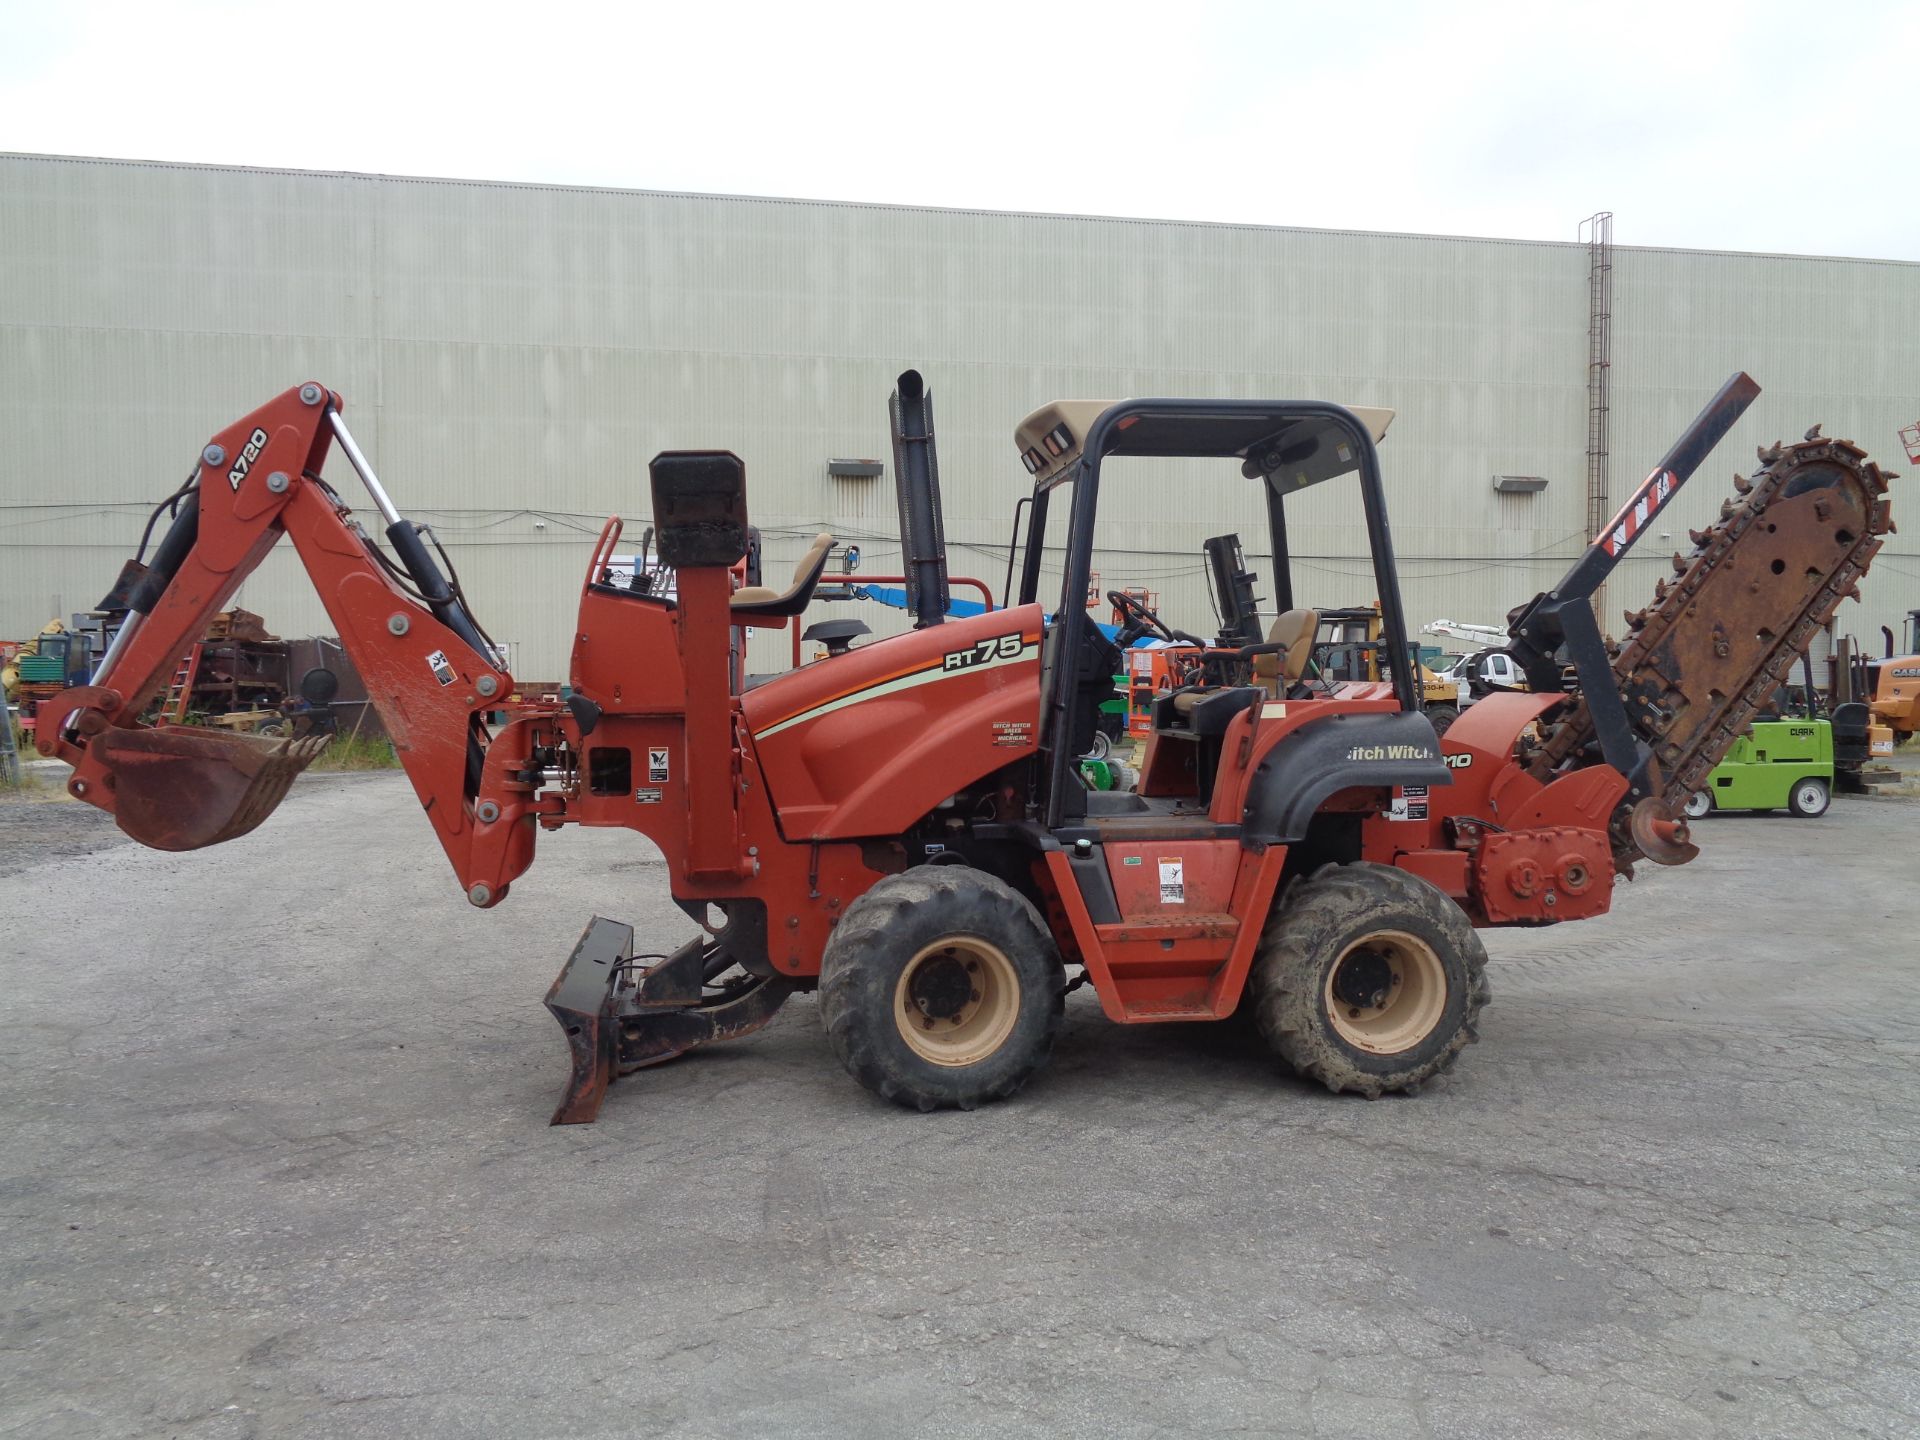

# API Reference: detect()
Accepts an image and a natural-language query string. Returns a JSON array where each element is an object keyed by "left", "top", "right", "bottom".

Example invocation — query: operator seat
[
  {"left": 731, "top": 533, "right": 834, "bottom": 619},
  {"left": 1251, "top": 608, "right": 1319, "bottom": 698},
  {"left": 1161, "top": 606, "right": 1318, "bottom": 716}
]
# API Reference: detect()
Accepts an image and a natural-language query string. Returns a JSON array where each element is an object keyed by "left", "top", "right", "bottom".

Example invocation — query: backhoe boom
[{"left": 36, "top": 383, "right": 546, "bottom": 899}]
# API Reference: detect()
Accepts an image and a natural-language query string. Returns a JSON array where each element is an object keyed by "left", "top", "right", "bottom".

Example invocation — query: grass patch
[
  {"left": 3, "top": 724, "right": 30, "bottom": 790},
  {"left": 310, "top": 731, "right": 403, "bottom": 771}
]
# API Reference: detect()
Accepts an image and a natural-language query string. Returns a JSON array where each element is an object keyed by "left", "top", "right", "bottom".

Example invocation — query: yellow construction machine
[{"left": 1315, "top": 604, "right": 1467, "bottom": 734}]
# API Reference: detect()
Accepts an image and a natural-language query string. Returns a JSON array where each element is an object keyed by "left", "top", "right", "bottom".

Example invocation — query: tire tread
[
  {"left": 819, "top": 868, "right": 1065, "bottom": 1111},
  {"left": 1250, "top": 862, "right": 1490, "bottom": 1099}
]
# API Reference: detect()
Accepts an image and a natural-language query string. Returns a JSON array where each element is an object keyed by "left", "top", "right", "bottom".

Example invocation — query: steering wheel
[{"left": 1107, "top": 590, "right": 1206, "bottom": 648}]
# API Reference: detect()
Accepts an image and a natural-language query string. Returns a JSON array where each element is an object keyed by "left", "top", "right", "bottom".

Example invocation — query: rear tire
[
  {"left": 1425, "top": 704, "right": 1459, "bottom": 739},
  {"left": 1249, "top": 862, "right": 1489, "bottom": 1099},
  {"left": 1682, "top": 790, "right": 1712, "bottom": 820},
  {"left": 1788, "top": 777, "right": 1830, "bottom": 818},
  {"left": 820, "top": 868, "right": 1065, "bottom": 1112}
]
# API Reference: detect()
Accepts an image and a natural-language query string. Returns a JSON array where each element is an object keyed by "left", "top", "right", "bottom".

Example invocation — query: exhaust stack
[{"left": 887, "top": 369, "right": 950, "bottom": 628}]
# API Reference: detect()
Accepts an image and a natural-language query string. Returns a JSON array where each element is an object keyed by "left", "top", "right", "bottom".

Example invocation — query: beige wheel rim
[
  {"left": 1323, "top": 930, "right": 1448, "bottom": 1055},
  {"left": 894, "top": 936, "right": 1020, "bottom": 1067}
]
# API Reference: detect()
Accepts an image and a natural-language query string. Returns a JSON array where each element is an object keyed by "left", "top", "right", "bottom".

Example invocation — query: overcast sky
[{"left": 3, "top": 0, "right": 1916, "bottom": 260}]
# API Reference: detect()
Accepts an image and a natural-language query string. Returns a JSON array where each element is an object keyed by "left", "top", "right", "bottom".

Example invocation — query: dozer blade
[
  {"left": 94, "top": 724, "right": 330, "bottom": 851},
  {"left": 545, "top": 918, "right": 795, "bottom": 1124}
]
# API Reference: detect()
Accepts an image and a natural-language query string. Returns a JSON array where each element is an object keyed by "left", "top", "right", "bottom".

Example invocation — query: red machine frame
[{"left": 35, "top": 377, "right": 1893, "bottom": 1123}]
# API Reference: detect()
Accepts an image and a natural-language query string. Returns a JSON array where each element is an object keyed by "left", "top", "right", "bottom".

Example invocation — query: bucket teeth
[
  {"left": 1804, "top": 423, "right": 1823, "bottom": 442},
  {"left": 1625, "top": 608, "right": 1648, "bottom": 631},
  {"left": 1670, "top": 552, "right": 1688, "bottom": 575},
  {"left": 1720, "top": 498, "right": 1737, "bottom": 520},
  {"left": 1688, "top": 527, "right": 1711, "bottom": 547},
  {"left": 1733, "top": 471, "right": 1753, "bottom": 494},
  {"left": 1654, "top": 578, "right": 1671, "bottom": 602}
]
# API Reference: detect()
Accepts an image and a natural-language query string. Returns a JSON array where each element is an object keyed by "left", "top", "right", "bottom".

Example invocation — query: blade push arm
[{"left": 38, "top": 382, "right": 549, "bottom": 902}]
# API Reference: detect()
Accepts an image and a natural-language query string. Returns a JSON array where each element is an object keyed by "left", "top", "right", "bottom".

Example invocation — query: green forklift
[{"left": 1681, "top": 656, "right": 1834, "bottom": 819}]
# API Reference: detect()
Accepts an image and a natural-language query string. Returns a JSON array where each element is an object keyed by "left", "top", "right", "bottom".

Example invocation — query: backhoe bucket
[{"left": 94, "top": 725, "right": 330, "bottom": 851}]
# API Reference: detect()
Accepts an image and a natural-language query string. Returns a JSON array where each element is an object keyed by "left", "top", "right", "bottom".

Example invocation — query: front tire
[
  {"left": 1682, "top": 790, "right": 1712, "bottom": 820},
  {"left": 1425, "top": 704, "right": 1459, "bottom": 739},
  {"left": 820, "top": 868, "right": 1065, "bottom": 1112},
  {"left": 1249, "top": 863, "right": 1489, "bottom": 1099},
  {"left": 1789, "top": 777, "right": 1831, "bottom": 818}
]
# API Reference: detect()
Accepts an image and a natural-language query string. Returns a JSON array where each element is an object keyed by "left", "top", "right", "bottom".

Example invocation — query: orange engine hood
[{"left": 740, "top": 604, "right": 1046, "bottom": 839}]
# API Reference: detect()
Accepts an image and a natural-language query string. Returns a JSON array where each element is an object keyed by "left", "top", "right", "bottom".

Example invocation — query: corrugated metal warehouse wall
[{"left": 3, "top": 152, "right": 1916, "bottom": 683}]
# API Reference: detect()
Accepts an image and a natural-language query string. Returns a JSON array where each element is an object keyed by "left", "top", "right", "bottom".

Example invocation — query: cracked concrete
[{"left": 1, "top": 773, "right": 1916, "bottom": 1438}]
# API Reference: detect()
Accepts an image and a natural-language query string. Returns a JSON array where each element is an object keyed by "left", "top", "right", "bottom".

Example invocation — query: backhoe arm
[{"left": 37, "top": 382, "right": 549, "bottom": 902}]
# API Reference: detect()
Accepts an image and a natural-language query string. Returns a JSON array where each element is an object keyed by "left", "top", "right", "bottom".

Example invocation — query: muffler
[{"left": 92, "top": 725, "right": 330, "bottom": 850}]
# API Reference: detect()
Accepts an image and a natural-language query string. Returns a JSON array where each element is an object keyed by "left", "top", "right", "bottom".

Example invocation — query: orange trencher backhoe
[{"left": 37, "top": 373, "right": 1893, "bottom": 1121}]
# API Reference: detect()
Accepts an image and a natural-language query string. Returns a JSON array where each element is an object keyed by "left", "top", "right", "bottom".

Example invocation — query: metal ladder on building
[{"left": 1579, "top": 210, "right": 1615, "bottom": 626}]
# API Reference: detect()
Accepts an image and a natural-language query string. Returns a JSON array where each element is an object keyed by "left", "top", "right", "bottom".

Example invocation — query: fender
[{"left": 1240, "top": 710, "right": 1452, "bottom": 844}]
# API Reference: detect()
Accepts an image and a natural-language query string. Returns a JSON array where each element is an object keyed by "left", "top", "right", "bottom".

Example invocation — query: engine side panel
[{"left": 741, "top": 605, "right": 1045, "bottom": 838}]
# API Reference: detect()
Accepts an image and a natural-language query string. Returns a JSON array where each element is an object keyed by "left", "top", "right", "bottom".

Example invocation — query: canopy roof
[{"left": 1014, "top": 399, "right": 1394, "bottom": 492}]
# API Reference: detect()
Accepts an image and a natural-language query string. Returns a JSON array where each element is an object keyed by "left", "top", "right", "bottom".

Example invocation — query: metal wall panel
[{"left": 3, "top": 153, "right": 1914, "bottom": 684}]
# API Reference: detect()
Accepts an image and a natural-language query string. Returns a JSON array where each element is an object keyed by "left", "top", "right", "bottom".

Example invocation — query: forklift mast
[{"left": 1203, "top": 534, "right": 1264, "bottom": 647}]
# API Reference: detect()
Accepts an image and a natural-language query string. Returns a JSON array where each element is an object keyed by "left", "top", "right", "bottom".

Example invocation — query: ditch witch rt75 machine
[{"left": 38, "top": 374, "right": 1894, "bottom": 1121}]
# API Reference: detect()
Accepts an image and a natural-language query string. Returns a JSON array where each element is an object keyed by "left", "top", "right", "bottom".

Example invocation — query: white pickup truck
[{"left": 1442, "top": 647, "right": 1529, "bottom": 698}]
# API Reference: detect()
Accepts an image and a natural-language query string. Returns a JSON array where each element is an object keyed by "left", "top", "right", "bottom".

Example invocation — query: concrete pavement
[{"left": 2, "top": 773, "right": 1916, "bottom": 1438}]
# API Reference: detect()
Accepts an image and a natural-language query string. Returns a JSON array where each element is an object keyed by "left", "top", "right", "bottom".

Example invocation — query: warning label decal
[
  {"left": 648, "top": 748, "right": 669, "bottom": 784},
  {"left": 1159, "top": 858, "right": 1185, "bottom": 905}
]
